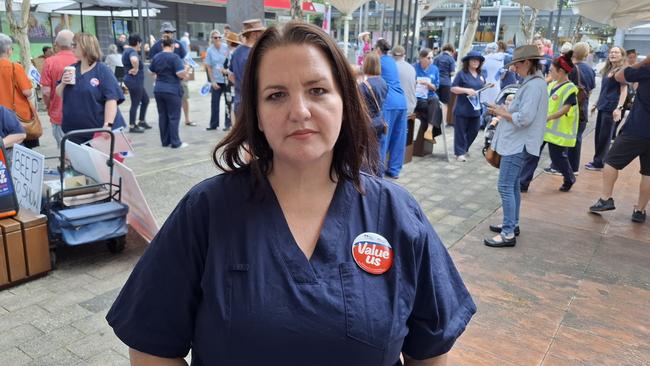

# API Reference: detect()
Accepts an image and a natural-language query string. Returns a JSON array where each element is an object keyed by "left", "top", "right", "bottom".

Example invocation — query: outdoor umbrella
[
  {"left": 572, "top": 0, "right": 650, "bottom": 28},
  {"left": 328, "top": 0, "right": 368, "bottom": 58}
]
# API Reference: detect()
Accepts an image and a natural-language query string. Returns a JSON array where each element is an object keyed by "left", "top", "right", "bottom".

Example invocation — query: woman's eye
[
  {"left": 310, "top": 87, "right": 326, "bottom": 96},
  {"left": 267, "top": 92, "right": 286, "bottom": 101}
]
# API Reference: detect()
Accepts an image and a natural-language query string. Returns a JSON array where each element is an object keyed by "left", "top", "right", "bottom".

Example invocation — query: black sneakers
[
  {"left": 589, "top": 198, "right": 615, "bottom": 212},
  {"left": 138, "top": 121, "right": 153, "bottom": 129},
  {"left": 632, "top": 209, "right": 646, "bottom": 223},
  {"left": 129, "top": 125, "right": 145, "bottom": 133}
]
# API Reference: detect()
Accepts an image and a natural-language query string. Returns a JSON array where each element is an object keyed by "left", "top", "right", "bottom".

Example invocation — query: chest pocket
[{"left": 339, "top": 261, "right": 401, "bottom": 350}]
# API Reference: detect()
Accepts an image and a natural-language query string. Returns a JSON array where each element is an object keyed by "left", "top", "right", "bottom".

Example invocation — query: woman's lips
[{"left": 289, "top": 129, "right": 317, "bottom": 139}]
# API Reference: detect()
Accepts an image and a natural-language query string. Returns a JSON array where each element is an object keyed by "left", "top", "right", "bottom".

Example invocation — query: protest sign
[{"left": 11, "top": 145, "right": 45, "bottom": 213}]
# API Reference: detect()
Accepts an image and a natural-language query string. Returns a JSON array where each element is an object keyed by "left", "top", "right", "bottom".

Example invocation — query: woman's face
[
  {"left": 535, "top": 40, "right": 544, "bottom": 55},
  {"left": 549, "top": 64, "right": 561, "bottom": 81},
  {"left": 73, "top": 41, "right": 84, "bottom": 60},
  {"left": 257, "top": 44, "right": 343, "bottom": 168},
  {"left": 514, "top": 59, "right": 530, "bottom": 77},
  {"left": 469, "top": 59, "right": 480, "bottom": 70},
  {"left": 420, "top": 53, "right": 432, "bottom": 67},
  {"left": 609, "top": 47, "right": 623, "bottom": 63},
  {"left": 212, "top": 34, "right": 222, "bottom": 48}
]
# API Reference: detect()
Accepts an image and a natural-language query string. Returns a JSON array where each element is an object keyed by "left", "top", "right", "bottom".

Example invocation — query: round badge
[
  {"left": 174, "top": 43, "right": 180, "bottom": 48},
  {"left": 351, "top": 232, "right": 394, "bottom": 275},
  {"left": 90, "top": 78, "right": 100, "bottom": 87},
  {"left": 200, "top": 83, "right": 211, "bottom": 96},
  {"left": 552, "top": 94, "right": 559, "bottom": 101}
]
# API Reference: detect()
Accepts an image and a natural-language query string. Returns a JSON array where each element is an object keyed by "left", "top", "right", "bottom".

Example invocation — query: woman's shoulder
[
  {"left": 360, "top": 173, "right": 423, "bottom": 224},
  {"left": 181, "top": 170, "right": 253, "bottom": 210}
]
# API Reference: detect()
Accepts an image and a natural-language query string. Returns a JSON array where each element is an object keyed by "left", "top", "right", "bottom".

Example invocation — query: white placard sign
[{"left": 11, "top": 144, "right": 45, "bottom": 213}]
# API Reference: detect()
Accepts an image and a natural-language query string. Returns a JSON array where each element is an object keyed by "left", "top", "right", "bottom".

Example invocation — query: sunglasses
[
  {"left": 71, "top": 43, "right": 77, "bottom": 48},
  {"left": 213, "top": 37, "right": 221, "bottom": 39}
]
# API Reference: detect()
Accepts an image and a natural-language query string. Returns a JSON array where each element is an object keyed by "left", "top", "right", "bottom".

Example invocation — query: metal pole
[
  {"left": 398, "top": 0, "right": 405, "bottom": 47},
  {"left": 458, "top": 0, "right": 467, "bottom": 51},
  {"left": 546, "top": 11, "right": 554, "bottom": 40},
  {"left": 495, "top": 0, "right": 502, "bottom": 41},
  {"left": 553, "top": 0, "right": 563, "bottom": 52},
  {"left": 357, "top": 5, "right": 362, "bottom": 37},
  {"left": 405, "top": 0, "right": 412, "bottom": 48},
  {"left": 391, "top": 0, "right": 398, "bottom": 46},
  {"left": 138, "top": 0, "right": 145, "bottom": 60},
  {"left": 410, "top": 0, "right": 419, "bottom": 61},
  {"left": 146, "top": 0, "right": 151, "bottom": 44},
  {"left": 79, "top": 3, "right": 85, "bottom": 32},
  {"left": 379, "top": 1, "right": 385, "bottom": 37},
  {"left": 364, "top": 2, "right": 369, "bottom": 35}
]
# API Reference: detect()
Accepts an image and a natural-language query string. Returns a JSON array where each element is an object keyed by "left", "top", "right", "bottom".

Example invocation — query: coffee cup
[{"left": 64, "top": 66, "right": 76, "bottom": 85}]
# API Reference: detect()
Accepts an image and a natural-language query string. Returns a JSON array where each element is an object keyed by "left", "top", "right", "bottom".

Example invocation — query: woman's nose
[{"left": 288, "top": 94, "right": 311, "bottom": 122}]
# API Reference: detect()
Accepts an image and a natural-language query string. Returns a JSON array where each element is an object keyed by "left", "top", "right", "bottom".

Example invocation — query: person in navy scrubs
[
  {"left": 107, "top": 22, "right": 475, "bottom": 366},
  {"left": 122, "top": 34, "right": 150, "bottom": 133},
  {"left": 451, "top": 51, "right": 488, "bottom": 162},
  {"left": 57, "top": 33, "right": 126, "bottom": 144},
  {"left": 149, "top": 37, "right": 190, "bottom": 149},
  {"left": 376, "top": 38, "right": 408, "bottom": 179},
  {"left": 585, "top": 46, "right": 628, "bottom": 171}
]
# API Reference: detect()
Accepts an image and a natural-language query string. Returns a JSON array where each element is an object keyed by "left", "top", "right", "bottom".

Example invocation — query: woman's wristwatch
[{"left": 617, "top": 105, "right": 624, "bottom": 111}]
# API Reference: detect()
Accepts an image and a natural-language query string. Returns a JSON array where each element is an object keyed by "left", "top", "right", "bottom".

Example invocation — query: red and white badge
[
  {"left": 90, "top": 78, "right": 100, "bottom": 87},
  {"left": 351, "top": 232, "right": 393, "bottom": 275}
]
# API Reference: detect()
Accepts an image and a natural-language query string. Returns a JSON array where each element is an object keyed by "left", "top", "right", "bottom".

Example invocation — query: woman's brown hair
[
  {"left": 601, "top": 45, "right": 626, "bottom": 76},
  {"left": 362, "top": 52, "right": 381, "bottom": 76},
  {"left": 213, "top": 21, "right": 378, "bottom": 192},
  {"left": 73, "top": 33, "right": 102, "bottom": 64}
]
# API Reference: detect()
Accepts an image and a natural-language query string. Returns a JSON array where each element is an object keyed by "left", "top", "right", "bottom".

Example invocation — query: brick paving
[{"left": 1, "top": 73, "right": 647, "bottom": 365}]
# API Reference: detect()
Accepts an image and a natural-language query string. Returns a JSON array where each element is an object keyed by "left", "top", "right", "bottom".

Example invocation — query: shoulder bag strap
[{"left": 363, "top": 79, "right": 381, "bottom": 112}]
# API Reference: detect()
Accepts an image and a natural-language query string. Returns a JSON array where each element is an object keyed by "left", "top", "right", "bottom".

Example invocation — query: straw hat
[
  {"left": 358, "top": 31, "right": 370, "bottom": 39},
  {"left": 505, "top": 45, "right": 545, "bottom": 67},
  {"left": 241, "top": 19, "right": 266, "bottom": 35},
  {"left": 224, "top": 31, "right": 241, "bottom": 45}
]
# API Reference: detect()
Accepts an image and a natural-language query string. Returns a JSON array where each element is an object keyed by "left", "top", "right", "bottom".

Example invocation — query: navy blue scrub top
[
  {"left": 452, "top": 70, "right": 486, "bottom": 118},
  {"left": 107, "top": 169, "right": 476, "bottom": 365},
  {"left": 433, "top": 52, "right": 456, "bottom": 86},
  {"left": 61, "top": 62, "right": 125, "bottom": 143},
  {"left": 149, "top": 39, "right": 187, "bottom": 60},
  {"left": 149, "top": 52, "right": 185, "bottom": 96},
  {"left": 229, "top": 45, "right": 251, "bottom": 108},
  {"left": 122, "top": 48, "right": 144, "bottom": 85},
  {"left": 622, "top": 65, "right": 650, "bottom": 138},
  {"left": 596, "top": 73, "right": 625, "bottom": 112}
]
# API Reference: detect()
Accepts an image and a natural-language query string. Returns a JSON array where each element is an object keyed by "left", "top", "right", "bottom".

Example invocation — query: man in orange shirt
[{"left": 41, "top": 29, "right": 77, "bottom": 146}]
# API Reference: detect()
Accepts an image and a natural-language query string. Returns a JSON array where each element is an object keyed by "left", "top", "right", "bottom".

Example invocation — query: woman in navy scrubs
[
  {"left": 107, "top": 22, "right": 475, "bottom": 366},
  {"left": 122, "top": 34, "right": 150, "bottom": 133},
  {"left": 451, "top": 51, "right": 487, "bottom": 162},
  {"left": 149, "top": 37, "right": 189, "bottom": 149},
  {"left": 57, "top": 33, "right": 126, "bottom": 144},
  {"left": 585, "top": 46, "right": 628, "bottom": 171}
]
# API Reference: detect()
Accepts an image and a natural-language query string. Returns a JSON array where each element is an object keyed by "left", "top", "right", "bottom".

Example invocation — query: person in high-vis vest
[{"left": 519, "top": 52, "right": 579, "bottom": 192}]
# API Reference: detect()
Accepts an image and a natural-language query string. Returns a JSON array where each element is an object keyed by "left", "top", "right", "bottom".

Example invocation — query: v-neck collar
[{"left": 263, "top": 176, "right": 353, "bottom": 284}]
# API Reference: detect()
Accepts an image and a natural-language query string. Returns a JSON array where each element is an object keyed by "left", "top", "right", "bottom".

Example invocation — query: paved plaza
[{"left": 0, "top": 74, "right": 648, "bottom": 365}]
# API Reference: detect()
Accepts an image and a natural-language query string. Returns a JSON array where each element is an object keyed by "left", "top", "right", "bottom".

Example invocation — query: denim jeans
[
  {"left": 498, "top": 151, "right": 526, "bottom": 236},
  {"left": 548, "top": 143, "right": 576, "bottom": 186}
]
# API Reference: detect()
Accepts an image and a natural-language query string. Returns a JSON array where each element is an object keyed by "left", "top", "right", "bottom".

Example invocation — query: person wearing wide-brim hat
[
  {"left": 450, "top": 50, "right": 489, "bottom": 162},
  {"left": 357, "top": 31, "right": 372, "bottom": 65},
  {"left": 483, "top": 44, "right": 549, "bottom": 248},
  {"left": 229, "top": 19, "right": 266, "bottom": 118}
]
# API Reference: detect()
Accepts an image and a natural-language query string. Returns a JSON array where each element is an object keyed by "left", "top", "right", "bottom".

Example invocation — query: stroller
[
  {"left": 482, "top": 84, "right": 520, "bottom": 156},
  {"left": 43, "top": 129, "right": 129, "bottom": 267}
]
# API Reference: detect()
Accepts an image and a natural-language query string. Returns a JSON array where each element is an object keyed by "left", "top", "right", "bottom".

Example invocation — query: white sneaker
[
  {"left": 173, "top": 142, "right": 189, "bottom": 149},
  {"left": 456, "top": 155, "right": 467, "bottom": 162}
]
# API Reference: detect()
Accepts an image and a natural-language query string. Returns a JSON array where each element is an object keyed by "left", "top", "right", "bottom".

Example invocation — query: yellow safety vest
[{"left": 544, "top": 81, "right": 579, "bottom": 147}]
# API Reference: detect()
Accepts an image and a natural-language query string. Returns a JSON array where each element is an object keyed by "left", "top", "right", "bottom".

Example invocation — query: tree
[
  {"left": 291, "top": 0, "right": 304, "bottom": 20},
  {"left": 519, "top": 4, "right": 539, "bottom": 45},
  {"left": 5, "top": 0, "right": 32, "bottom": 72},
  {"left": 456, "top": 0, "right": 482, "bottom": 72}
]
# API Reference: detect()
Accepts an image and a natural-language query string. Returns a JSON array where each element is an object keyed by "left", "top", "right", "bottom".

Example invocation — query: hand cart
[{"left": 42, "top": 129, "right": 129, "bottom": 267}]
